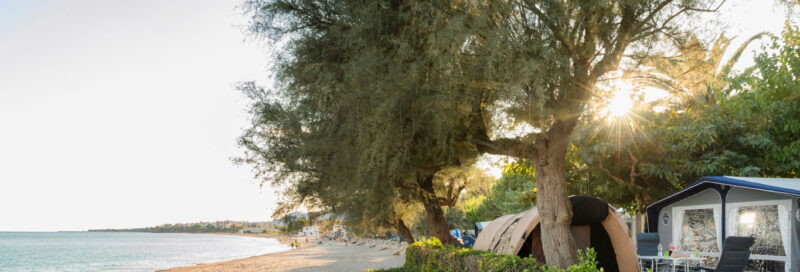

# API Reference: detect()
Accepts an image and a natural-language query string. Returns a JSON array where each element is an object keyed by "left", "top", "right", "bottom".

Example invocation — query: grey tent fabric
[
  {"left": 699, "top": 236, "right": 755, "bottom": 272},
  {"left": 637, "top": 233, "right": 660, "bottom": 256}
]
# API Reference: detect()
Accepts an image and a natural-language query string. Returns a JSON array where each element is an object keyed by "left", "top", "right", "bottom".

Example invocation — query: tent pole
[{"left": 714, "top": 185, "right": 730, "bottom": 244}]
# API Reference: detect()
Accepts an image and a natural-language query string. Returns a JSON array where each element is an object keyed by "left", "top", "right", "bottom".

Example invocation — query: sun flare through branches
[
  {"left": 608, "top": 90, "right": 633, "bottom": 118},
  {"left": 599, "top": 79, "right": 636, "bottom": 121}
]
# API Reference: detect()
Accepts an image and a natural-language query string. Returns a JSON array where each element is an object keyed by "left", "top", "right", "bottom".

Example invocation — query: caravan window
[
  {"left": 678, "top": 208, "right": 720, "bottom": 252},
  {"left": 735, "top": 205, "right": 784, "bottom": 256},
  {"left": 727, "top": 200, "right": 792, "bottom": 272}
]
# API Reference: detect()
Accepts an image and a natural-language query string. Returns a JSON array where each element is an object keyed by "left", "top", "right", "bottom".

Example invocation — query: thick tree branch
[
  {"left": 469, "top": 88, "right": 538, "bottom": 159},
  {"left": 627, "top": 149, "right": 640, "bottom": 184},
  {"left": 596, "top": 151, "right": 645, "bottom": 193},
  {"left": 590, "top": 5, "right": 637, "bottom": 80},
  {"left": 473, "top": 137, "right": 538, "bottom": 158},
  {"left": 597, "top": 158, "right": 626, "bottom": 185}
]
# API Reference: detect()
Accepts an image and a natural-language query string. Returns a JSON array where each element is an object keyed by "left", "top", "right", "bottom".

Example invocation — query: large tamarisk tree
[
  {"left": 238, "top": 0, "right": 487, "bottom": 246},
  {"left": 461, "top": 0, "right": 725, "bottom": 266}
]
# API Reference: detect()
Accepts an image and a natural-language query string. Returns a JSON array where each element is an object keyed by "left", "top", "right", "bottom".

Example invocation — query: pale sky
[
  {"left": 0, "top": 1, "right": 792, "bottom": 232},
  {"left": 0, "top": 0, "right": 277, "bottom": 231}
]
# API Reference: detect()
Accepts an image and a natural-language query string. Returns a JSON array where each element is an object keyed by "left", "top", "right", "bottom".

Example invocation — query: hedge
[{"left": 368, "top": 238, "right": 603, "bottom": 272}]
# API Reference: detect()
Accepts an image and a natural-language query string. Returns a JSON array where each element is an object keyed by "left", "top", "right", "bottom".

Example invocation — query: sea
[{"left": 0, "top": 232, "right": 291, "bottom": 272}]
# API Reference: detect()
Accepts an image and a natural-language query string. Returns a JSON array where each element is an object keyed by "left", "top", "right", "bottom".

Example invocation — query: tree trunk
[
  {"left": 532, "top": 119, "right": 579, "bottom": 268},
  {"left": 395, "top": 218, "right": 415, "bottom": 244},
  {"left": 417, "top": 171, "right": 460, "bottom": 245}
]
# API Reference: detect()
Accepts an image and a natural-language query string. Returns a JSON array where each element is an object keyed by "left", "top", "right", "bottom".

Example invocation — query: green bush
[{"left": 370, "top": 237, "right": 603, "bottom": 272}]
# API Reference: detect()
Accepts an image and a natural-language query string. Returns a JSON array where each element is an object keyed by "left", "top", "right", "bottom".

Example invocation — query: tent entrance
[
  {"left": 517, "top": 225, "right": 544, "bottom": 261},
  {"left": 516, "top": 223, "right": 619, "bottom": 272}
]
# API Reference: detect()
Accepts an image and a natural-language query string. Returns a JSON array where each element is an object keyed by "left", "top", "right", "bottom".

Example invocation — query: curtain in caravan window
[
  {"left": 727, "top": 201, "right": 792, "bottom": 272},
  {"left": 677, "top": 208, "right": 719, "bottom": 252},
  {"left": 777, "top": 204, "right": 790, "bottom": 261},
  {"left": 673, "top": 209, "right": 683, "bottom": 250},
  {"left": 735, "top": 205, "right": 785, "bottom": 256},
  {"left": 713, "top": 208, "right": 722, "bottom": 251}
]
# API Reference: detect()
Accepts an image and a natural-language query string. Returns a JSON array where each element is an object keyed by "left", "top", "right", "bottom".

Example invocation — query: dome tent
[{"left": 473, "top": 196, "right": 637, "bottom": 272}]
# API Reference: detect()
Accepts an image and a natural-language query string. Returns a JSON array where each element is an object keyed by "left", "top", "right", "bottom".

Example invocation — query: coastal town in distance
[
  {"left": 88, "top": 221, "right": 281, "bottom": 234},
  {"left": 88, "top": 213, "right": 330, "bottom": 237}
]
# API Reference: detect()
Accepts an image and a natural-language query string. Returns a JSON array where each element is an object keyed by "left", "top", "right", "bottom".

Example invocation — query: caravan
[{"left": 645, "top": 176, "right": 800, "bottom": 271}]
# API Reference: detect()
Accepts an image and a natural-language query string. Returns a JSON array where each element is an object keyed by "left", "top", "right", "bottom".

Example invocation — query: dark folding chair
[
  {"left": 637, "top": 233, "right": 664, "bottom": 271},
  {"left": 698, "top": 236, "right": 755, "bottom": 272}
]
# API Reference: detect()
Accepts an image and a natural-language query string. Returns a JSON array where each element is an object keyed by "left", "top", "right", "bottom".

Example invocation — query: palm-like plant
[{"left": 635, "top": 32, "right": 771, "bottom": 105}]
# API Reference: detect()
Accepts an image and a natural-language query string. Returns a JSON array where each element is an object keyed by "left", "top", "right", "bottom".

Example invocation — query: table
[{"left": 638, "top": 256, "right": 705, "bottom": 272}]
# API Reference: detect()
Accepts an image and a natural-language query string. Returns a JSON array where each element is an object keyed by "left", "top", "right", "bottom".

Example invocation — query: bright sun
[{"left": 607, "top": 90, "right": 633, "bottom": 118}]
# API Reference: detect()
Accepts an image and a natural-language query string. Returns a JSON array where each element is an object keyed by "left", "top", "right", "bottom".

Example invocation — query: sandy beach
[{"left": 160, "top": 236, "right": 405, "bottom": 272}]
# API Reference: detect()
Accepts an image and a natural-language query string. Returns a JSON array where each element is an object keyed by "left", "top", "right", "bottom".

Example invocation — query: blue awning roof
[{"left": 648, "top": 176, "right": 800, "bottom": 209}]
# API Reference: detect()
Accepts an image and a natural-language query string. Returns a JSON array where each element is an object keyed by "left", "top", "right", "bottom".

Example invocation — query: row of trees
[
  {"left": 236, "top": 0, "right": 798, "bottom": 267},
  {"left": 276, "top": 214, "right": 310, "bottom": 235}
]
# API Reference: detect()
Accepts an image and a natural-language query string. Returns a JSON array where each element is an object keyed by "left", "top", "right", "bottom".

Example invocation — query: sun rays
[
  {"left": 601, "top": 79, "right": 636, "bottom": 121},
  {"left": 608, "top": 90, "right": 634, "bottom": 118},
  {"left": 586, "top": 78, "right": 663, "bottom": 161}
]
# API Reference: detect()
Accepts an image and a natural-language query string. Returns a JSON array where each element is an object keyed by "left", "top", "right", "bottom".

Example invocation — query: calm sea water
[{"left": 0, "top": 232, "right": 290, "bottom": 272}]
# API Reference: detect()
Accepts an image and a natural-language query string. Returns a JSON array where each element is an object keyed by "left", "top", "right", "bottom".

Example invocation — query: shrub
[{"left": 373, "top": 237, "right": 603, "bottom": 272}]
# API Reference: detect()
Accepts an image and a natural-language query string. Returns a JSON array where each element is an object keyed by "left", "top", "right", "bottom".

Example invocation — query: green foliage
[
  {"left": 466, "top": 161, "right": 537, "bottom": 223},
  {"left": 571, "top": 24, "right": 800, "bottom": 212},
  {"left": 566, "top": 249, "right": 603, "bottom": 272},
  {"left": 444, "top": 206, "right": 472, "bottom": 231},
  {"left": 718, "top": 24, "right": 800, "bottom": 175},
  {"left": 392, "top": 237, "right": 602, "bottom": 272},
  {"left": 278, "top": 214, "right": 309, "bottom": 234}
]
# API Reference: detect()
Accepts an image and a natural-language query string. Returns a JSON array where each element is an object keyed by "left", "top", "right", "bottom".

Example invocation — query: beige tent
[
  {"left": 473, "top": 196, "right": 637, "bottom": 272},
  {"left": 473, "top": 214, "right": 514, "bottom": 250}
]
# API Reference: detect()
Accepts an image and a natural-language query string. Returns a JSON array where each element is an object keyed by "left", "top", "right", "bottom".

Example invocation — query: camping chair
[
  {"left": 637, "top": 233, "right": 665, "bottom": 271},
  {"left": 697, "top": 236, "right": 755, "bottom": 272}
]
